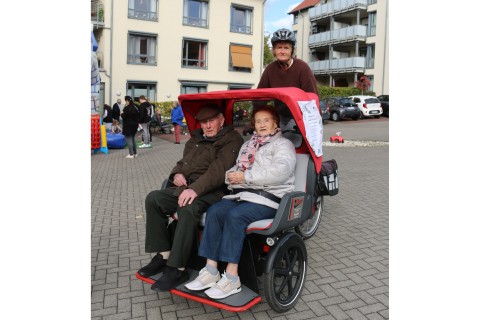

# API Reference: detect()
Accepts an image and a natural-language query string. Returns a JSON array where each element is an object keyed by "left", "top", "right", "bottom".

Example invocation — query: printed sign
[{"left": 298, "top": 100, "right": 323, "bottom": 157}]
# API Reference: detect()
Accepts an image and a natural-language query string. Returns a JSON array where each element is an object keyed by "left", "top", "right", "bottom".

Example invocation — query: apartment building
[
  {"left": 289, "top": 0, "right": 389, "bottom": 95},
  {"left": 91, "top": 0, "right": 265, "bottom": 108}
]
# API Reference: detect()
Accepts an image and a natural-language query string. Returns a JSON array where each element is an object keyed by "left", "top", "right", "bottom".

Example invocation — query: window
[
  {"left": 293, "top": 13, "right": 298, "bottom": 25},
  {"left": 366, "top": 44, "right": 375, "bottom": 68},
  {"left": 230, "top": 5, "right": 252, "bottom": 34},
  {"left": 183, "top": 0, "right": 209, "bottom": 27},
  {"left": 181, "top": 83, "right": 207, "bottom": 94},
  {"left": 127, "top": 82, "right": 157, "bottom": 101},
  {"left": 367, "top": 0, "right": 377, "bottom": 4},
  {"left": 128, "top": 0, "right": 158, "bottom": 21},
  {"left": 182, "top": 39, "right": 208, "bottom": 68},
  {"left": 128, "top": 32, "right": 157, "bottom": 65},
  {"left": 368, "top": 11, "right": 377, "bottom": 36},
  {"left": 229, "top": 44, "right": 253, "bottom": 72}
]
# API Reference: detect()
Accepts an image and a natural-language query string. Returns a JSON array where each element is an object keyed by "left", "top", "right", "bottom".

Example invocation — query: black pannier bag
[{"left": 317, "top": 159, "right": 339, "bottom": 196}]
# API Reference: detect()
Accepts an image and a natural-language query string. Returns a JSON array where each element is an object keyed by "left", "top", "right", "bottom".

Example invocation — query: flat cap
[{"left": 195, "top": 104, "right": 221, "bottom": 122}]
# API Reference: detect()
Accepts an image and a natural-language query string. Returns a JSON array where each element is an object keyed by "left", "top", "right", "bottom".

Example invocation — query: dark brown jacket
[{"left": 169, "top": 125, "right": 244, "bottom": 197}]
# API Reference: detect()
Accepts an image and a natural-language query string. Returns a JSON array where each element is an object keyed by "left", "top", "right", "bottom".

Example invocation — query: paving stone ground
[{"left": 91, "top": 118, "right": 389, "bottom": 319}]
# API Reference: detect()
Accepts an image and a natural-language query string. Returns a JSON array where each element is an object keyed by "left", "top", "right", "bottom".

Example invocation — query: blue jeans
[{"left": 198, "top": 199, "right": 276, "bottom": 263}]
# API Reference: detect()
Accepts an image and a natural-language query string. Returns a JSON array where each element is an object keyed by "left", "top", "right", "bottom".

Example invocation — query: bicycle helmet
[{"left": 271, "top": 28, "right": 296, "bottom": 47}]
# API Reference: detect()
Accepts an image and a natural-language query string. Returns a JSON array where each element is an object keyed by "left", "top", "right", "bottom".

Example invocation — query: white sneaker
[
  {"left": 134, "top": 154, "right": 138, "bottom": 158},
  {"left": 126, "top": 154, "right": 134, "bottom": 159},
  {"left": 138, "top": 144, "right": 147, "bottom": 148},
  {"left": 184, "top": 267, "right": 220, "bottom": 291},
  {"left": 204, "top": 272, "right": 241, "bottom": 299}
]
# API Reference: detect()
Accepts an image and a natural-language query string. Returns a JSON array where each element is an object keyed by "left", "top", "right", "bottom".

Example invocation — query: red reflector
[
  {"left": 363, "top": 103, "right": 367, "bottom": 109},
  {"left": 263, "top": 245, "right": 270, "bottom": 253}
]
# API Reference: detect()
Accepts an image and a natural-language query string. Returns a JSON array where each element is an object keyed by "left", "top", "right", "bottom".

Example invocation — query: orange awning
[{"left": 231, "top": 45, "right": 253, "bottom": 68}]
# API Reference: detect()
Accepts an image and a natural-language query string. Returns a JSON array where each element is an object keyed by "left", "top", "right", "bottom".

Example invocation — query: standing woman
[
  {"left": 170, "top": 101, "right": 184, "bottom": 144},
  {"left": 121, "top": 96, "right": 140, "bottom": 159},
  {"left": 257, "top": 28, "right": 318, "bottom": 95},
  {"left": 184, "top": 106, "right": 296, "bottom": 299}
]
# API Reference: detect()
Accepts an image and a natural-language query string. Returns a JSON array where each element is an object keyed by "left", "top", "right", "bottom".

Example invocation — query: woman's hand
[{"left": 227, "top": 171, "right": 245, "bottom": 184}]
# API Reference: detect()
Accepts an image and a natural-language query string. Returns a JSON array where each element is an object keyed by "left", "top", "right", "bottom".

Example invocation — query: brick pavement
[{"left": 91, "top": 122, "right": 389, "bottom": 320}]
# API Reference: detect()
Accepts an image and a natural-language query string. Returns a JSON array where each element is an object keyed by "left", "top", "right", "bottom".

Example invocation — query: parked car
[
  {"left": 325, "top": 97, "right": 361, "bottom": 122},
  {"left": 377, "top": 95, "right": 389, "bottom": 117},
  {"left": 348, "top": 95, "right": 383, "bottom": 119},
  {"left": 320, "top": 99, "right": 330, "bottom": 123}
]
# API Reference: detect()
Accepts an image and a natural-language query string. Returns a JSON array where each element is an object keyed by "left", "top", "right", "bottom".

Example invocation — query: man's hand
[
  {"left": 173, "top": 173, "right": 188, "bottom": 187},
  {"left": 178, "top": 188, "right": 198, "bottom": 207}
]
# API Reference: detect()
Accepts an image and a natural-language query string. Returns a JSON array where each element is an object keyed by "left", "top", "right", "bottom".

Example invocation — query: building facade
[
  {"left": 91, "top": 0, "right": 265, "bottom": 108},
  {"left": 289, "top": 0, "right": 389, "bottom": 95}
]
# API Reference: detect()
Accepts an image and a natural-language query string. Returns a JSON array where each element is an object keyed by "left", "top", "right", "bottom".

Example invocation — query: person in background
[
  {"left": 103, "top": 104, "right": 113, "bottom": 131},
  {"left": 184, "top": 105, "right": 296, "bottom": 299},
  {"left": 138, "top": 95, "right": 152, "bottom": 148},
  {"left": 147, "top": 99, "right": 155, "bottom": 143},
  {"left": 137, "top": 104, "right": 244, "bottom": 292},
  {"left": 170, "top": 101, "right": 184, "bottom": 144},
  {"left": 112, "top": 99, "right": 122, "bottom": 123},
  {"left": 121, "top": 96, "right": 140, "bottom": 159}
]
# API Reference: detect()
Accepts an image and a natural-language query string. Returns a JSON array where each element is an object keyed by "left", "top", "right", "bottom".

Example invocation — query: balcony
[
  {"left": 309, "top": 25, "right": 366, "bottom": 48},
  {"left": 91, "top": 0, "right": 105, "bottom": 28},
  {"left": 309, "top": 57, "right": 365, "bottom": 74},
  {"left": 309, "top": 0, "right": 367, "bottom": 21}
]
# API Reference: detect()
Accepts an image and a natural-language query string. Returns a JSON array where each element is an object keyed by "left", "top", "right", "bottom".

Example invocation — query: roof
[{"left": 288, "top": 0, "right": 321, "bottom": 14}]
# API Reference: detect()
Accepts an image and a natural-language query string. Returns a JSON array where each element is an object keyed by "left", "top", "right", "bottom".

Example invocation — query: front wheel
[
  {"left": 295, "top": 195, "right": 323, "bottom": 239},
  {"left": 331, "top": 112, "right": 340, "bottom": 122},
  {"left": 264, "top": 234, "right": 307, "bottom": 313}
]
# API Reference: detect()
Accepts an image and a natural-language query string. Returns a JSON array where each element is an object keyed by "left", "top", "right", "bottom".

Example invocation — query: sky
[{"left": 264, "top": 0, "right": 302, "bottom": 35}]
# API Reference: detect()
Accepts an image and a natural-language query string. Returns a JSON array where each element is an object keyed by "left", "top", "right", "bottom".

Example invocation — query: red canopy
[{"left": 178, "top": 87, "right": 322, "bottom": 172}]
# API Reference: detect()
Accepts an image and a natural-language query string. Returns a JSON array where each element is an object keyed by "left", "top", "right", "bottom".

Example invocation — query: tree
[
  {"left": 354, "top": 76, "right": 371, "bottom": 95},
  {"left": 263, "top": 35, "right": 274, "bottom": 67}
]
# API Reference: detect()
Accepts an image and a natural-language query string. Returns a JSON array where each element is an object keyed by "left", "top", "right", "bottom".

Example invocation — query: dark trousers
[{"left": 144, "top": 187, "right": 222, "bottom": 268}]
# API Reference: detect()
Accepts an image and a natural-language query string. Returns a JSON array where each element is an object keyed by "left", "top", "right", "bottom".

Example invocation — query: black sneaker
[
  {"left": 138, "top": 253, "right": 167, "bottom": 277},
  {"left": 151, "top": 266, "right": 189, "bottom": 292}
]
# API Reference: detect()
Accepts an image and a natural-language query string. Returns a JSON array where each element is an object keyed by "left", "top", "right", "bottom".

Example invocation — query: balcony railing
[
  {"left": 309, "top": 25, "right": 367, "bottom": 48},
  {"left": 128, "top": 9, "right": 158, "bottom": 21},
  {"left": 91, "top": 0, "right": 104, "bottom": 26},
  {"left": 230, "top": 24, "right": 252, "bottom": 34},
  {"left": 183, "top": 16, "right": 208, "bottom": 27},
  {"left": 309, "top": 57, "right": 365, "bottom": 74},
  {"left": 309, "top": 0, "right": 367, "bottom": 20},
  {"left": 127, "top": 54, "right": 157, "bottom": 65}
]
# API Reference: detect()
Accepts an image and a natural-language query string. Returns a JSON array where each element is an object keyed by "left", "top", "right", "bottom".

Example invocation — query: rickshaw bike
[{"left": 136, "top": 87, "right": 338, "bottom": 313}]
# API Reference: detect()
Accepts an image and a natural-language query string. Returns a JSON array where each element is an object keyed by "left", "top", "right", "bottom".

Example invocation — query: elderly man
[{"left": 138, "top": 104, "right": 244, "bottom": 291}]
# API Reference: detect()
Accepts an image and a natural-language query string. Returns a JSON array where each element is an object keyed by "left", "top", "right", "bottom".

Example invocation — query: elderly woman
[{"left": 185, "top": 105, "right": 296, "bottom": 299}]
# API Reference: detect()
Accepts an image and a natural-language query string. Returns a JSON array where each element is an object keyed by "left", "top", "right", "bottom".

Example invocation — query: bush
[{"left": 317, "top": 85, "right": 376, "bottom": 99}]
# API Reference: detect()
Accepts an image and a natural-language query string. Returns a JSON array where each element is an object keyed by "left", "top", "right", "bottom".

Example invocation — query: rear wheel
[
  {"left": 331, "top": 112, "right": 340, "bottom": 122},
  {"left": 295, "top": 195, "right": 323, "bottom": 239},
  {"left": 264, "top": 235, "right": 307, "bottom": 313}
]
